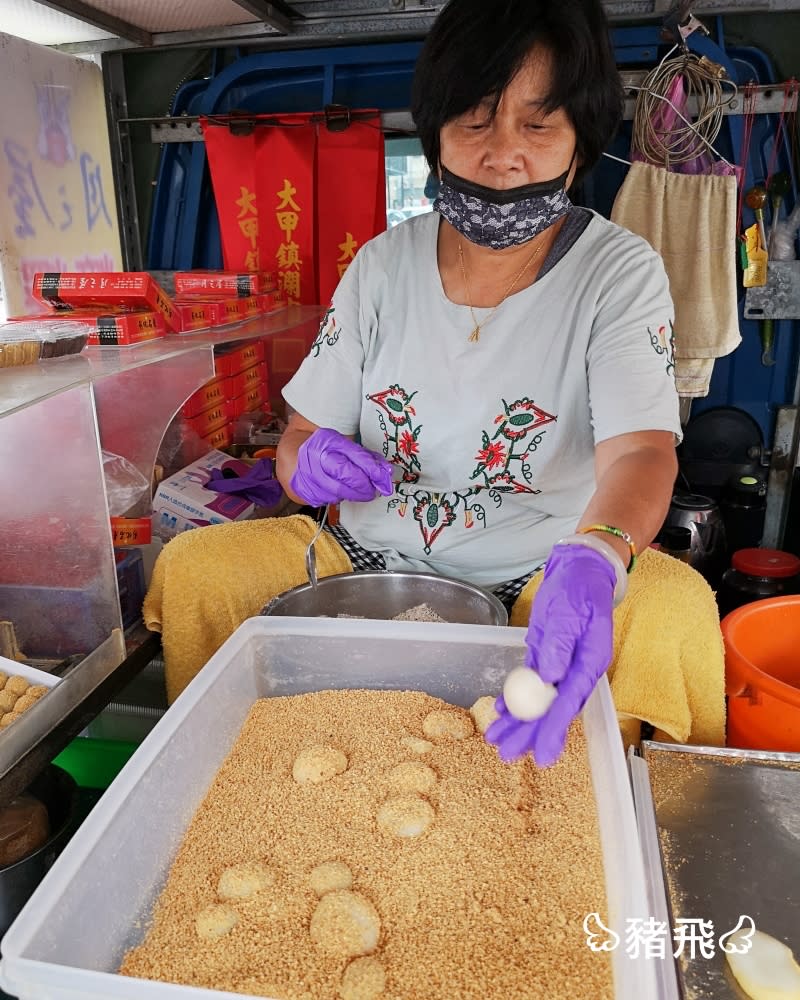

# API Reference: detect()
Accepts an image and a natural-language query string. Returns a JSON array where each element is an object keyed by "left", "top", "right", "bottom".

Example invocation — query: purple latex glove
[
  {"left": 290, "top": 427, "right": 394, "bottom": 506},
  {"left": 206, "top": 458, "right": 284, "bottom": 508},
  {"left": 485, "top": 544, "right": 616, "bottom": 767}
]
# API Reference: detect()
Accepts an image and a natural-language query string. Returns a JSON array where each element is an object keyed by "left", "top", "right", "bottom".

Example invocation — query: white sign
[{"left": 0, "top": 31, "right": 122, "bottom": 319}]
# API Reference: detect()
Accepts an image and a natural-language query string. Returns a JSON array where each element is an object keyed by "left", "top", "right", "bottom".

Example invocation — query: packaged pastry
[
  {"left": 0, "top": 325, "right": 40, "bottom": 367},
  {"left": 0, "top": 321, "right": 87, "bottom": 367},
  {"left": 36, "top": 321, "right": 89, "bottom": 358}
]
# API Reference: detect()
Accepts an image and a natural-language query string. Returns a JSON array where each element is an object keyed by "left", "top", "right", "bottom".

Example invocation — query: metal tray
[{"left": 632, "top": 742, "right": 800, "bottom": 999}]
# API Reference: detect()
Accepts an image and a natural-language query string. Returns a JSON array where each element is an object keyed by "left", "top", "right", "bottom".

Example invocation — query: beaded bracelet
[{"left": 577, "top": 524, "right": 637, "bottom": 573}]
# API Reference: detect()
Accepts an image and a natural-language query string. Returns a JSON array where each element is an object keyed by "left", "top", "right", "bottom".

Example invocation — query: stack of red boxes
[
  {"left": 172, "top": 271, "right": 285, "bottom": 330},
  {"left": 19, "top": 270, "right": 288, "bottom": 343},
  {"left": 180, "top": 340, "right": 270, "bottom": 457},
  {"left": 29, "top": 272, "right": 178, "bottom": 343}
]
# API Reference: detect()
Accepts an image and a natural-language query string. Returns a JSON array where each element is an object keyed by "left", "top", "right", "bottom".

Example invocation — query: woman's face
[{"left": 438, "top": 46, "right": 579, "bottom": 190}]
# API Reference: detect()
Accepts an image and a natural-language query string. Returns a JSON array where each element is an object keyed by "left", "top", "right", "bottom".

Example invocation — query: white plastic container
[
  {"left": 0, "top": 655, "right": 61, "bottom": 690},
  {"left": 0, "top": 618, "right": 667, "bottom": 1000}
]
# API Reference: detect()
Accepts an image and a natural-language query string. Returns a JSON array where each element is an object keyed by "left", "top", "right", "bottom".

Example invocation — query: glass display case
[{"left": 0, "top": 305, "right": 323, "bottom": 796}]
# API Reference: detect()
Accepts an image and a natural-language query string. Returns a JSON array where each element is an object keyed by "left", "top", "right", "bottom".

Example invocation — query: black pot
[{"left": 0, "top": 765, "right": 78, "bottom": 937}]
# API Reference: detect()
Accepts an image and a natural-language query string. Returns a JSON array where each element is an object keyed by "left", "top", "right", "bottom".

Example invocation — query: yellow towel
[
  {"left": 143, "top": 516, "right": 352, "bottom": 703},
  {"left": 610, "top": 161, "right": 740, "bottom": 399},
  {"left": 509, "top": 547, "right": 726, "bottom": 748}
]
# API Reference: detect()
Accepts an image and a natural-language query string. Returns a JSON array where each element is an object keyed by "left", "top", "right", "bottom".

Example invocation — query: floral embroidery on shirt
[
  {"left": 471, "top": 397, "right": 556, "bottom": 497},
  {"left": 310, "top": 304, "right": 340, "bottom": 357},
  {"left": 367, "top": 386, "right": 556, "bottom": 555},
  {"left": 648, "top": 322, "right": 675, "bottom": 379},
  {"left": 368, "top": 385, "right": 422, "bottom": 477}
]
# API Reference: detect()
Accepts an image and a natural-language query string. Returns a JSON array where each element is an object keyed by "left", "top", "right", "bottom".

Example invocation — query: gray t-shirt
[{"left": 283, "top": 210, "right": 681, "bottom": 589}]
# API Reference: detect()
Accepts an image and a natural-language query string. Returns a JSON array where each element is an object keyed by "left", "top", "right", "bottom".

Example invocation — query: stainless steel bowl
[{"left": 261, "top": 571, "right": 508, "bottom": 626}]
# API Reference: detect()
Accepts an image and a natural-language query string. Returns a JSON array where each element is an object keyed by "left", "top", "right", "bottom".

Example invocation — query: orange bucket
[{"left": 722, "top": 595, "right": 800, "bottom": 751}]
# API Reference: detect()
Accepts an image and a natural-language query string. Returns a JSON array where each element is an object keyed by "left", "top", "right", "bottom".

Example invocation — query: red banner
[
  {"left": 201, "top": 125, "right": 259, "bottom": 271},
  {"left": 255, "top": 116, "right": 317, "bottom": 304},
  {"left": 201, "top": 111, "right": 385, "bottom": 305},
  {"left": 316, "top": 118, "right": 386, "bottom": 305}
]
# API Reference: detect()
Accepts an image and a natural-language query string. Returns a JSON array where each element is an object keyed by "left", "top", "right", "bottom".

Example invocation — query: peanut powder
[{"left": 120, "top": 690, "right": 612, "bottom": 999}]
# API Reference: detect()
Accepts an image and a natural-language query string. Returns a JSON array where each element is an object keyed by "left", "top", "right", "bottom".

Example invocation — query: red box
[
  {"left": 184, "top": 403, "right": 229, "bottom": 438},
  {"left": 202, "top": 423, "right": 233, "bottom": 451},
  {"left": 32, "top": 272, "right": 179, "bottom": 332},
  {"left": 214, "top": 340, "right": 265, "bottom": 379},
  {"left": 255, "top": 291, "right": 287, "bottom": 313},
  {"left": 240, "top": 295, "right": 260, "bottom": 319},
  {"left": 223, "top": 363, "right": 263, "bottom": 402},
  {"left": 110, "top": 517, "right": 152, "bottom": 547},
  {"left": 178, "top": 298, "right": 244, "bottom": 327},
  {"left": 181, "top": 377, "right": 226, "bottom": 419},
  {"left": 173, "top": 271, "right": 276, "bottom": 298},
  {"left": 84, "top": 311, "right": 166, "bottom": 346},
  {"left": 173, "top": 301, "right": 215, "bottom": 333},
  {"left": 228, "top": 382, "right": 267, "bottom": 421}
]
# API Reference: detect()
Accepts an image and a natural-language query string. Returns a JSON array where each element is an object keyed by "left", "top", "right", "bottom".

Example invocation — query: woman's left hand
[{"left": 485, "top": 545, "right": 616, "bottom": 766}]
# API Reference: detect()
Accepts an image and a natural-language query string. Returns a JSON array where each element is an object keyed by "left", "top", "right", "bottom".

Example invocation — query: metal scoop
[{"left": 305, "top": 504, "right": 329, "bottom": 590}]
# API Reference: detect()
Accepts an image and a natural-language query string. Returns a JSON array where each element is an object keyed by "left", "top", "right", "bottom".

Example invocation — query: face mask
[{"left": 433, "top": 164, "right": 572, "bottom": 250}]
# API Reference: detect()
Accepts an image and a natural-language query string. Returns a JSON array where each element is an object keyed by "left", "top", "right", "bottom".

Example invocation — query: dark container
[
  {"left": 718, "top": 548, "right": 800, "bottom": 619},
  {"left": 720, "top": 473, "right": 767, "bottom": 556},
  {"left": 0, "top": 765, "right": 78, "bottom": 936}
]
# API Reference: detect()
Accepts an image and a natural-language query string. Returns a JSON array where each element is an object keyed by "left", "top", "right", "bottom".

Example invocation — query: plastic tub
[
  {"left": 722, "top": 595, "right": 800, "bottom": 751},
  {"left": 0, "top": 618, "right": 664, "bottom": 1000}
]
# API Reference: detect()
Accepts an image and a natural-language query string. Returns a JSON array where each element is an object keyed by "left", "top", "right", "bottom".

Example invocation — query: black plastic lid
[
  {"left": 724, "top": 473, "right": 767, "bottom": 498},
  {"left": 671, "top": 492, "right": 716, "bottom": 511},
  {"left": 661, "top": 526, "right": 692, "bottom": 550}
]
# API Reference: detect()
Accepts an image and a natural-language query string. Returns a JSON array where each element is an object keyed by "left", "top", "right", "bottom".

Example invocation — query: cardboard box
[
  {"left": 178, "top": 298, "right": 244, "bottom": 327},
  {"left": 255, "top": 291, "right": 287, "bottom": 313},
  {"left": 239, "top": 295, "right": 260, "bottom": 319},
  {"left": 184, "top": 402, "right": 229, "bottom": 438},
  {"left": 228, "top": 381, "right": 267, "bottom": 421},
  {"left": 152, "top": 449, "right": 255, "bottom": 533},
  {"left": 84, "top": 312, "right": 166, "bottom": 346},
  {"left": 223, "top": 362, "right": 263, "bottom": 402},
  {"left": 202, "top": 422, "right": 233, "bottom": 452},
  {"left": 181, "top": 377, "right": 226, "bottom": 419},
  {"left": 173, "top": 271, "right": 276, "bottom": 297},
  {"left": 214, "top": 340, "right": 265, "bottom": 379},
  {"left": 32, "top": 272, "right": 179, "bottom": 332},
  {"left": 173, "top": 300, "right": 215, "bottom": 334},
  {"left": 110, "top": 516, "right": 152, "bottom": 547}
]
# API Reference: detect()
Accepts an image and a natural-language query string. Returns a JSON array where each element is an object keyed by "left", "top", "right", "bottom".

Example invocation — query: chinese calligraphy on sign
[
  {"left": 584, "top": 913, "right": 756, "bottom": 960},
  {"left": 0, "top": 33, "right": 122, "bottom": 317},
  {"left": 276, "top": 178, "right": 302, "bottom": 304},
  {"left": 337, "top": 232, "right": 358, "bottom": 278},
  {"left": 80, "top": 151, "right": 112, "bottom": 231},
  {"left": 236, "top": 185, "right": 259, "bottom": 271}
]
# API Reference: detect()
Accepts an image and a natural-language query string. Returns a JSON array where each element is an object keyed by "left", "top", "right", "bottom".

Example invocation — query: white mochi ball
[{"left": 502, "top": 666, "right": 557, "bottom": 722}]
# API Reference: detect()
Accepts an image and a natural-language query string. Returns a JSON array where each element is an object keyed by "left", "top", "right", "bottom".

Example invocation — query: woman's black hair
[{"left": 411, "top": 0, "right": 623, "bottom": 184}]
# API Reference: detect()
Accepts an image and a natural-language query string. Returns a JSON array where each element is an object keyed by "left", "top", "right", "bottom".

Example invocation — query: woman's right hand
[{"left": 290, "top": 427, "right": 394, "bottom": 506}]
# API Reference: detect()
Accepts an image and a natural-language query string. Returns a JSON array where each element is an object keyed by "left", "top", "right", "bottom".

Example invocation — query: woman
[{"left": 276, "top": 0, "right": 682, "bottom": 767}]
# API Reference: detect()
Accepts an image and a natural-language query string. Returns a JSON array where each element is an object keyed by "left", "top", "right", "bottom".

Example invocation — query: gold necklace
[{"left": 457, "top": 237, "right": 547, "bottom": 343}]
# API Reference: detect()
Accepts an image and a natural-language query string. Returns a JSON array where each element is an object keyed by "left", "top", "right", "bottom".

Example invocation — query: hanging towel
[
  {"left": 610, "top": 161, "right": 740, "bottom": 398},
  {"left": 510, "top": 547, "right": 726, "bottom": 748},
  {"left": 143, "top": 516, "right": 352, "bottom": 703}
]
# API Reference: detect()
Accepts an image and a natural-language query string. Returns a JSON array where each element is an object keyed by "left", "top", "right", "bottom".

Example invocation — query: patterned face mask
[{"left": 434, "top": 165, "right": 572, "bottom": 250}]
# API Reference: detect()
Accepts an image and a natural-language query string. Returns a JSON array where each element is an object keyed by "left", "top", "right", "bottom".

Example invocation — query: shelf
[{"left": 0, "top": 305, "right": 324, "bottom": 419}]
